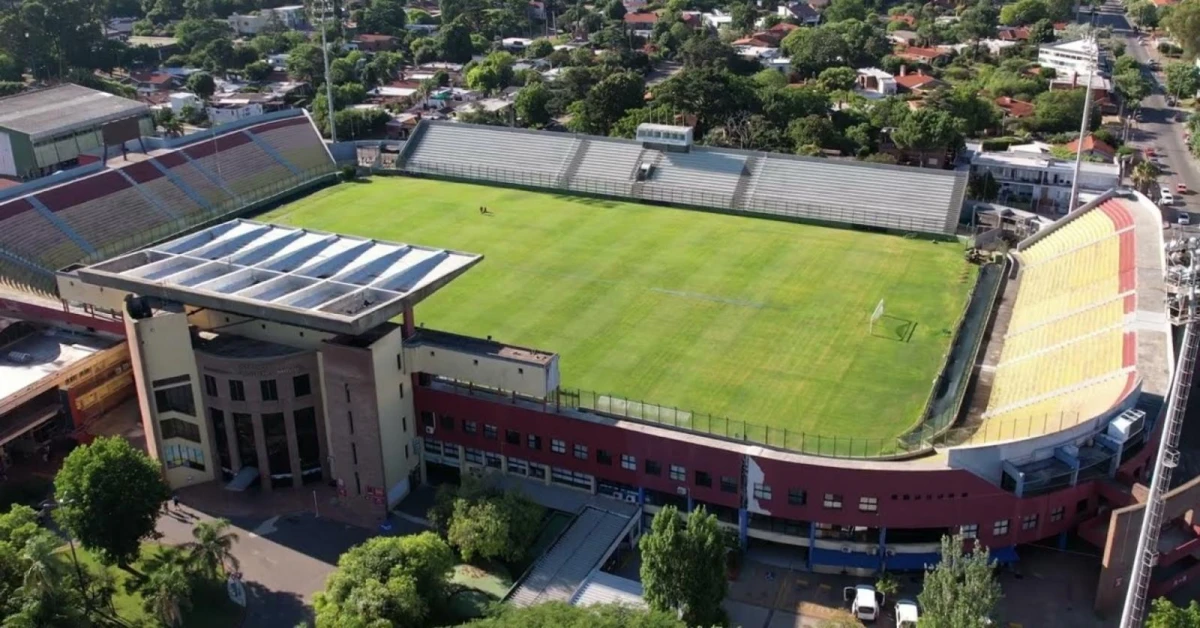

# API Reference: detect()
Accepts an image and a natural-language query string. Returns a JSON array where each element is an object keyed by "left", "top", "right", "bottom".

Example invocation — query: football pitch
[{"left": 262, "top": 177, "right": 975, "bottom": 444}]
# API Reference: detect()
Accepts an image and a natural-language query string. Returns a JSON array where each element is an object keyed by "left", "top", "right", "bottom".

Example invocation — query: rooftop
[
  {"left": 0, "top": 323, "right": 115, "bottom": 409},
  {"left": 1040, "top": 38, "right": 1099, "bottom": 56},
  {"left": 0, "top": 84, "right": 149, "bottom": 140},
  {"left": 75, "top": 220, "right": 483, "bottom": 335}
]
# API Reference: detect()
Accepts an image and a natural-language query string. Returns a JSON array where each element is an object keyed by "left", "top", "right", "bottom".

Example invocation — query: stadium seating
[
  {"left": 981, "top": 198, "right": 1138, "bottom": 437},
  {"left": 0, "top": 113, "right": 335, "bottom": 286},
  {"left": 405, "top": 123, "right": 578, "bottom": 185},
  {"left": 642, "top": 150, "right": 747, "bottom": 206},
  {"left": 568, "top": 139, "right": 644, "bottom": 195}
]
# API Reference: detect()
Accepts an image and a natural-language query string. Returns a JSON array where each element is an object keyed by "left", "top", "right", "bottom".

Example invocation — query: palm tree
[
  {"left": 140, "top": 548, "right": 193, "bottom": 628},
  {"left": 1131, "top": 159, "right": 1161, "bottom": 195},
  {"left": 19, "top": 534, "right": 62, "bottom": 599},
  {"left": 185, "top": 518, "right": 240, "bottom": 578}
]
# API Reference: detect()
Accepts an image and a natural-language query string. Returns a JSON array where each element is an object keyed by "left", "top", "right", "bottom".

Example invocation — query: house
[
  {"left": 969, "top": 147, "right": 1120, "bottom": 213},
  {"left": 894, "top": 45, "right": 949, "bottom": 64},
  {"left": 168, "top": 92, "right": 202, "bottom": 114},
  {"left": 995, "top": 96, "right": 1035, "bottom": 118},
  {"left": 1038, "top": 39, "right": 1102, "bottom": 78},
  {"left": 353, "top": 34, "right": 398, "bottom": 52},
  {"left": 997, "top": 26, "right": 1030, "bottom": 41},
  {"left": 765, "top": 57, "right": 793, "bottom": 75},
  {"left": 856, "top": 68, "right": 897, "bottom": 98},
  {"left": 501, "top": 37, "right": 535, "bottom": 51},
  {"left": 889, "top": 30, "right": 918, "bottom": 46},
  {"left": 624, "top": 11, "right": 660, "bottom": 37},
  {"left": 776, "top": 2, "right": 821, "bottom": 26},
  {"left": 207, "top": 93, "right": 287, "bottom": 125},
  {"left": 1067, "top": 134, "right": 1116, "bottom": 161},
  {"left": 878, "top": 129, "right": 952, "bottom": 168},
  {"left": 226, "top": 5, "right": 307, "bottom": 36},
  {"left": 894, "top": 67, "right": 943, "bottom": 94},
  {"left": 1049, "top": 73, "right": 1115, "bottom": 112},
  {"left": 735, "top": 45, "right": 781, "bottom": 61},
  {"left": 889, "top": 14, "right": 917, "bottom": 27},
  {"left": 702, "top": 10, "right": 734, "bottom": 29},
  {"left": 127, "top": 71, "right": 179, "bottom": 94}
]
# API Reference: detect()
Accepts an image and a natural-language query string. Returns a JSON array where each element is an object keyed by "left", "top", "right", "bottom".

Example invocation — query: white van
[
  {"left": 895, "top": 599, "right": 919, "bottom": 628},
  {"left": 1161, "top": 188, "right": 1176, "bottom": 206},
  {"left": 844, "top": 584, "right": 884, "bottom": 622}
]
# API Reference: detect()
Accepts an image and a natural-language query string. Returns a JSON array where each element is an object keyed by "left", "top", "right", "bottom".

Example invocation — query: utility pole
[{"left": 313, "top": 0, "right": 338, "bottom": 142}]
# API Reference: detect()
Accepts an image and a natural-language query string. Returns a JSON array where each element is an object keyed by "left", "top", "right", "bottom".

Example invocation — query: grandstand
[
  {"left": 394, "top": 121, "right": 968, "bottom": 236},
  {"left": 0, "top": 113, "right": 336, "bottom": 294}
]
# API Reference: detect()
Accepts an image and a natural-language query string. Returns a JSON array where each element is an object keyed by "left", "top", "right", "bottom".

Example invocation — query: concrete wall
[
  {"left": 188, "top": 310, "right": 335, "bottom": 350},
  {"left": 319, "top": 339, "right": 390, "bottom": 524},
  {"left": 368, "top": 325, "right": 418, "bottom": 506},
  {"left": 124, "top": 308, "right": 213, "bottom": 489},
  {"left": 406, "top": 342, "right": 559, "bottom": 399}
]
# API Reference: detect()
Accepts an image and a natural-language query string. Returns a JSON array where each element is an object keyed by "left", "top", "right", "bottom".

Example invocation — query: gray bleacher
[
  {"left": 507, "top": 506, "right": 633, "bottom": 607},
  {"left": 405, "top": 122, "right": 578, "bottom": 187},
  {"left": 400, "top": 121, "right": 967, "bottom": 236}
]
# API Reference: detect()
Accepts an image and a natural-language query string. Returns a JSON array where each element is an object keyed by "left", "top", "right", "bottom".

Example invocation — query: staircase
[
  {"left": 630, "top": 152, "right": 664, "bottom": 199},
  {"left": 27, "top": 196, "right": 97, "bottom": 256},
  {"left": 731, "top": 156, "right": 763, "bottom": 211},
  {"left": 117, "top": 168, "right": 179, "bottom": 220},
  {"left": 244, "top": 130, "right": 302, "bottom": 176},
  {"left": 149, "top": 159, "right": 213, "bottom": 212},
  {"left": 182, "top": 152, "right": 235, "bottom": 198},
  {"left": 557, "top": 138, "right": 590, "bottom": 186}
]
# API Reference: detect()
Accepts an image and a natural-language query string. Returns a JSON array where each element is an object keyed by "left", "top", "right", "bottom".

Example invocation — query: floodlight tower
[
  {"left": 1118, "top": 235, "right": 1200, "bottom": 628},
  {"left": 1067, "top": 36, "right": 1097, "bottom": 214},
  {"left": 311, "top": 0, "right": 338, "bottom": 142}
]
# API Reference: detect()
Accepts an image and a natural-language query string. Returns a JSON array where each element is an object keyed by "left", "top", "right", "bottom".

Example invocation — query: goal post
[{"left": 870, "top": 299, "right": 885, "bottom": 333}]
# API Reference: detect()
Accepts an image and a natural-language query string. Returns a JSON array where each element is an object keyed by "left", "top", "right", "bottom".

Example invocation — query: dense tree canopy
[
  {"left": 314, "top": 533, "right": 455, "bottom": 627},
  {"left": 917, "top": 534, "right": 1001, "bottom": 628},
  {"left": 463, "top": 601, "right": 686, "bottom": 627},
  {"left": 640, "top": 506, "right": 730, "bottom": 627}
]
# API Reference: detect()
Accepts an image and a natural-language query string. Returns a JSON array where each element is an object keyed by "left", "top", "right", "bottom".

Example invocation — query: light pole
[
  {"left": 1068, "top": 38, "right": 1097, "bottom": 214},
  {"left": 313, "top": 0, "right": 338, "bottom": 142}
]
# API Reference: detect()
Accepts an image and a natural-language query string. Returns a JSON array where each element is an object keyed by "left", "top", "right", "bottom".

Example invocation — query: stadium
[{"left": 0, "top": 84, "right": 1192, "bottom": 617}]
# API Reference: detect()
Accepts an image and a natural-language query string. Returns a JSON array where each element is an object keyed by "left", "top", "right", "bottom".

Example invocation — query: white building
[
  {"left": 207, "top": 100, "right": 265, "bottom": 125},
  {"left": 168, "top": 92, "right": 201, "bottom": 114},
  {"left": 1038, "top": 39, "right": 1101, "bottom": 78},
  {"left": 702, "top": 10, "right": 734, "bottom": 29},
  {"left": 970, "top": 148, "right": 1120, "bottom": 214},
  {"left": 734, "top": 45, "right": 781, "bottom": 61},
  {"left": 855, "top": 67, "right": 896, "bottom": 98},
  {"left": 227, "top": 5, "right": 306, "bottom": 36}
]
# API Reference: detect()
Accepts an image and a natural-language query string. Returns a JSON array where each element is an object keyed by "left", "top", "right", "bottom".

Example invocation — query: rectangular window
[
  {"left": 204, "top": 374, "right": 218, "bottom": 397},
  {"left": 351, "top": 442, "right": 358, "bottom": 464},
  {"left": 551, "top": 439, "right": 566, "bottom": 454},
  {"left": 160, "top": 418, "right": 202, "bottom": 443},
  {"left": 506, "top": 429, "right": 520, "bottom": 445},
  {"left": 463, "top": 420, "right": 477, "bottom": 435},
  {"left": 398, "top": 383, "right": 404, "bottom": 399},
  {"left": 163, "top": 444, "right": 206, "bottom": 471},
  {"left": 529, "top": 463, "right": 546, "bottom": 480},
  {"left": 550, "top": 466, "right": 592, "bottom": 490},
  {"left": 229, "top": 379, "right": 245, "bottom": 402},
  {"left": 695, "top": 471, "right": 712, "bottom": 487},
  {"left": 484, "top": 452, "right": 502, "bottom": 469},
  {"left": 484, "top": 424, "right": 497, "bottom": 440},
  {"left": 440, "top": 415, "right": 455, "bottom": 431},
  {"left": 961, "top": 524, "right": 978, "bottom": 539},
  {"left": 645, "top": 459, "right": 661, "bottom": 476},
  {"left": 154, "top": 385, "right": 195, "bottom": 416},
  {"left": 508, "top": 457, "right": 529, "bottom": 475},
  {"left": 721, "top": 476, "right": 738, "bottom": 493},
  {"left": 753, "top": 483, "right": 771, "bottom": 500},
  {"left": 597, "top": 449, "right": 612, "bottom": 465},
  {"left": 858, "top": 497, "right": 878, "bottom": 512},
  {"left": 152, "top": 374, "right": 190, "bottom": 388},
  {"left": 1076, "top": 498, "right": 1088, "bottom": 514},
  {"left": 621, "top": 454, "right": 636, "bottom": 471},
  {"left": 788, "top": 488, "right": 806, "bottom": 505},
  {"left": 402, "top": 417, "right": 407, "bottom": 433},
  {"left": 424, "top": 439, "right": 442, "bottom": 455},
  {"left": 573, "top": 444, "right": 588, "bottom": 460},
  {"left": 669, "top": 464, "right": 685, "bottom": 482},
  {"left": 993, "top": 519, "right": 1009, "bottom": 536},
  {"left": 465, "top": 447, "right": 484, "bottom": 465},
  {"left": 822, "top": 493, "right": 843, "bottom": 509},
  {"left": 1050, "top": 506, "right": 1065, "bottom": 523},
  {"left": 1022, "top": 514, "right": 1038, "bottom": 530},
  {"left": 290, "top": 374, "right": 309, "bottom": 398},
  {"left": 528, "top": 434, "right": 542, "bottom": 450},
  {"left": 260, "top": 379, "right": 278, "bottom": 401}
]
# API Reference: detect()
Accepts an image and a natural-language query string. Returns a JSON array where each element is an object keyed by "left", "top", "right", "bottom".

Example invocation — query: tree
[
  {"left": 823, "top": 0, "right": 868, "bottom": 22},
  {"left": 1033, "top": 89, "right": 1097, "bottom": 134},
  {"left": 999, "top": 0, "right": 1046, "bottom": 25},
  {"left": 926, "top": 87, "right": 1001, "bottom": 137},
  {"left": 288, "top": 43, "right": 325, "bottom": 83},
  {"left": 313, "top": 532, "right": 454, "bottom": 627},
  {"left": 361, "top": 0, "right": 408, "bottom": 34},
  {"left": 467, "top": 64, "right": 501, "bottom": 92},
  {"left": 243, "top": 60, "right": 271, "bottom": 82},
  {"left": 185, "top": 518, "right": 239, "bottom": 578},
  {"left": 1131, "top": 159, "right": 1161, "bottom": 194},
  {"left": 1028, "top": 18, "right": 1055, "bottom": 43},
  {"left": 679, "top": 35, "right": 735, "bottom": 69},
  {"left": 892, "top": 108, "right": 961, "bottom": 165},
  {"left": 515, "top": 82, "right": 552, "bottom": 126},
  {"left": 462, "top": 601, "right": 686, "bottom": 627},
  {"left": 139, "top": 548, "right": 193, "bottom": 628},
  {"left": 782, "top": 26, "right": 850, "bottom": 77},
  {"left": 1116, "top": 68, "right": 1152, "bottom": 113},
  {"left": 653, "top": 68, "right": 759, "bottom": 132},
  {"left": 917, "top": 534, "right": 1001, "bottom": 628},
  {"left": 1147, "top": 598, "right": 1200, "bottom": 628},
  {"left": 639, "top": 505, "right": 730, "bottom": 627},
  {"left": 817, "top": 66, "right": 857, "bottom": 93},
  {"left": 526, "top": 38, "right": 554, "bottom": 58},
  {"left": 1165, "top": 0, "right": 1200, "bottom": 58},
  {"left": 1132, "top": 1, "right": 1159, "bottom": 28},
  {"left": 567, "top": 71, "right": 645, "bottom": 135},
  {"left": 440, "top": 19, "right": 475, "bottom": 63},
  {"left": 604, "top": 0, "right": 626, "bottom": 21},
  {"left": 1165, "top": 61, "right": 1200, "bottom": 100},
  {"left": 788, "top": 114, "right": 839, "bottom": 151},
  {"left": 186, "top": 71, "right": 216, "bottom": 100},
  {"left": 54, "top": 437, "right": 170, "bottom": 567},
  {"left": 156, "top": 108, "right": 184, "bottom": 137}
]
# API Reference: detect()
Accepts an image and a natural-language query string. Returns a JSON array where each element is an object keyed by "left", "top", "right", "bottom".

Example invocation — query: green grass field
[{"left": 263, "top": 178, "right": 974, "bottom": 443}]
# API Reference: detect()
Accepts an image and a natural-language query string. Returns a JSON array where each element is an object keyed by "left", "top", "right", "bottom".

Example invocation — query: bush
[
  {"left": 0, "top": 81, "right": 23, "bottom": 97},
  {"left": 340, "top": 165, "right": 358, "bottom": 181}
]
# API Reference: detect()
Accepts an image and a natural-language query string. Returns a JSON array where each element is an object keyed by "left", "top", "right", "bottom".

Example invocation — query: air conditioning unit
[
  {"left": 625, "top": 494, "right": 638, "bottom": 504},
  {"left": 841, "top": 546, "right": 852, "bottom": 554},
  {"left": 424, "top": 426, "right": 434, "bottom": 435},
  {"left": 886, "top": 548, "right": 897, "bottom": 557},
  {"left": 676, "top": 486, "right": 689, "bottom": 496}
]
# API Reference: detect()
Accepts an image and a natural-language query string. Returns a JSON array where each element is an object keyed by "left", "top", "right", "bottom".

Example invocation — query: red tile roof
[
  {"left": 894, "top": 73, "right": 942, "bottom": 91},
  {"left": 994, "top": 96, "right": 1035, "bottom": 118},
  {"left": 624, "top": 11, "right": 659, "bottom": 23},
  {"left": 890, "top": 14, "right": 917, "bottom": 26},
  {"left": 895, "top": 46, "right": 947, "bottom": 61},
  {"left": 1068, "top": 134, "right": 1116, "bottom": 158},
  {"left": 356, "top": 33, "right": 395, "bottom": 42}
]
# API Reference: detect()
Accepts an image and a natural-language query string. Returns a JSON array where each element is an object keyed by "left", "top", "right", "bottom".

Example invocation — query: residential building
[
  {"left": 994, "top": 96, "right": 1035, "bottom": 119},
  {"left": 1067, "top": 134, "right": 1116, "bottom": 161},
  {"left": 1038, "top": 39, "right": 1101, "bottom": 78},
  {"left": 168, "top": 92, "right": 202, "bottom": 114},
  {"left": 207, "top": 102, "right": 265, "bottom": 125},
  {"left": 894, "top": 67, "right": 943, "bottom": 94},
  {"left": 894, "top": 45, "right": 949, "bottom": 65},
  {"left": 624, "top": 11, "right": 659, "bottom": 37},
  {"left": 353, "top": 34, "right": 398, "bottom": 52},
  {"left": 969, "top": 148, "right": 1120, "bottom": 213},
  {"left": 856, "top": 67, "right": 897, "bottom": 98},
  {"left": 127, "top": 71, "right": 179, "bottom": 95},
  {"left": 888, "top": 30, "right": 918, "bottom": 46},
  {"left": 227, "top": 5, "right": 307, "bottom": 36},
  {"left": 776, "top": 1, "right": 821, "bottom": 25}
]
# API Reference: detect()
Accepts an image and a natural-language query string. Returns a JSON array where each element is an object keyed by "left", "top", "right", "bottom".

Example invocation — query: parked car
[
  {"left": 1160, "top": 188, "right": 1176, "bottom": 206},
  {"left": 895, "top": 599, "right": 920, "bottom": 628},
  {"left": 1178, "top": 183, "right": 1188, "bottom": 194},
  {"left": 845, "top": 584, "right": 884, "bottom": 622},
  {"left": 1179, "top": 212, "right": 1191, "bottom": 226}
]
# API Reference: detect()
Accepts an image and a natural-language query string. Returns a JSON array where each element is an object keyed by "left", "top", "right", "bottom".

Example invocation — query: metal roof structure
[
  {"left": 75, "top": 220, "right": 483, "bottom": 335},
  {"left": 569, "top": 571, "right": 647, "bottom": 609},
  {"left": 0, "top": 84, "right": 149, "bottom": 141}
]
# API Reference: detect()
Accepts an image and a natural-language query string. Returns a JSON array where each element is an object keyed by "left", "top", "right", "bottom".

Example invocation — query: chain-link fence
[
  {"left": 0, "top": 165, "right": 337, "bottom": 295},
  {"left": 402, "top": 160, "right": 955, "bottom": 237}
]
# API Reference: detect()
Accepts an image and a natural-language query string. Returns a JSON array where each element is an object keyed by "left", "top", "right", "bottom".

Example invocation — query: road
[{"left": 1090, "top": 0, "right": 1200, "bottom": 227}]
